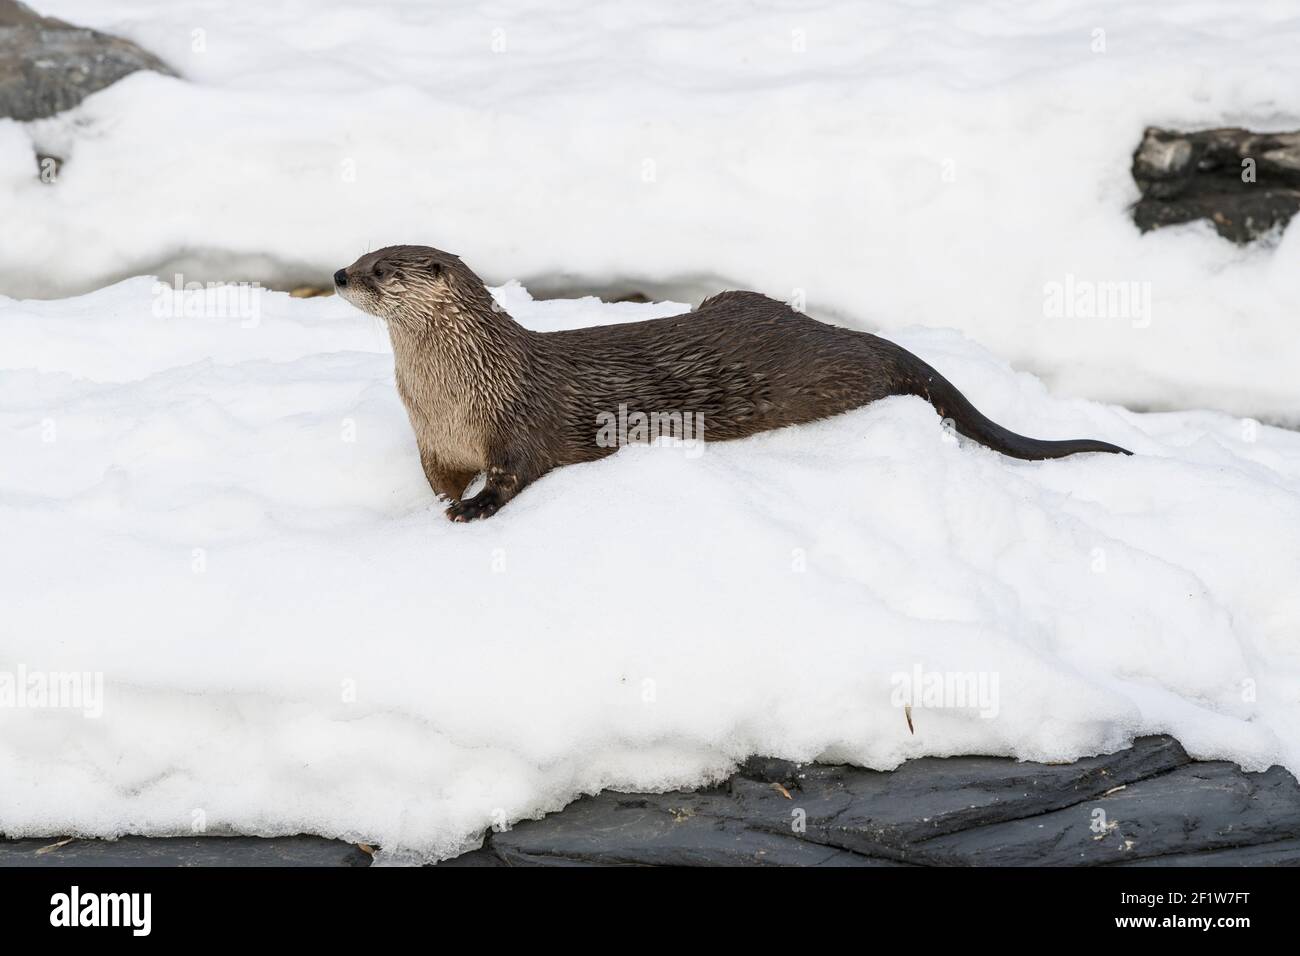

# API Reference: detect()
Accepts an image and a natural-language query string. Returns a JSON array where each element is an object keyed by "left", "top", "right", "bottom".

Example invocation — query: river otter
[{"left": 333, "top": 245, "right": 1129, "bottom": 521}]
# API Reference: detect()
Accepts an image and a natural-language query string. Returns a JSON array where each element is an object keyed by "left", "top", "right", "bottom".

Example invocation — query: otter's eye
[{"left": 373, "top": 265, "right": 387, "bottom": 280}]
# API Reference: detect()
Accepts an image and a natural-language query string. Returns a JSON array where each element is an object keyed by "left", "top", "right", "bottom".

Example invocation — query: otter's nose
[{"left": 333, "top": 269, "right": 348, "bottom": 287}]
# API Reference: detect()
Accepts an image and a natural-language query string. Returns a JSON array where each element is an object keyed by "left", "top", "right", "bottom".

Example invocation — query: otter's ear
[{"left": 414, "top": 253, "right": 445, "bottom": 277}]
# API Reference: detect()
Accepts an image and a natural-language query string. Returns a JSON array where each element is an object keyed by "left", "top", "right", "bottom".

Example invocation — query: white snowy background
[{"left": 1, "top": 0, "right": 1299, "bottom": 862}]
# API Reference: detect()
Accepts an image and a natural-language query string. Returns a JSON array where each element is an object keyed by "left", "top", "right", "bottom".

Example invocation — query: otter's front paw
[{"left": 445, "top": 491, "right": 501, "bottom": 522}]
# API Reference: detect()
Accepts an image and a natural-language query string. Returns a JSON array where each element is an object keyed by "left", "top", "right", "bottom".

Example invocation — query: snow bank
[
  {"left": 1, "top": 281, "right": 1298, "bottom": 863},
  {"left": 7, "top": 1, "right": 1300, "bottom": 421}
]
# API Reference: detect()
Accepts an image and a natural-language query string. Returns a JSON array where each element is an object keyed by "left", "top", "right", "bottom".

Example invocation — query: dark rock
[
  {"left": 0, "top": 834, "right": 371, "bottom": 867},
  {"left": 1131, "top": 126, "right": 1300, "bottom": 242},
  {"left": 0, "top": 0, "right": 174, "bottom": 121},
  {"left": 4, "top": 736, "right": 1298, "bottom": 866},
  {"left": 443, "top": 736, "right": 1300, "bottom": 866}
]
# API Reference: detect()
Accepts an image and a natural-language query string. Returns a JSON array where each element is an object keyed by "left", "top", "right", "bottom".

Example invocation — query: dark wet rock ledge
[
  {"left": 4, "top": 735, "right": 1298, "bottom": 867},
  {"left": 1132, "top": 126, "right": 1300, "bottom": 242}
]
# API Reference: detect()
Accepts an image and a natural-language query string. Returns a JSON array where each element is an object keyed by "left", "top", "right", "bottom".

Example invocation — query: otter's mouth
[
  {"left": 333, "top": 272, "right": 363, "bottom": 309},
  {"left": 332, "top": 278, "right": 387, "bottom": 325}
]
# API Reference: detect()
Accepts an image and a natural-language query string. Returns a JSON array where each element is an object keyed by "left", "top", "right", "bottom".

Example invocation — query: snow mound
[
  {"left": 6, "top": 0, "right": 1300, "bottom": 420},
  {"left": 1, "top": 281, "right": 1298, "bottom": 863}
]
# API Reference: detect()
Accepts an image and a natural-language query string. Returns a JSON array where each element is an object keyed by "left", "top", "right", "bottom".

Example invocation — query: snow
[
  {"left": 3, "top": 0, "right": 1299, "bottom": 863},
  {"left": 5, "top": 0, "right": 1300, "bottom": 421},
  {"left": 2, "top": 279, "right": 1299, "bottom": 863}
]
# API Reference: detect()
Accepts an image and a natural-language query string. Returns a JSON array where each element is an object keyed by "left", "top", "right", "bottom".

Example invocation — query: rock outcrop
[
  {"left": 444, "top": 735, "right": 1300, "bottom": 866},
  {"left": 1132, "top": 126, "right": 1300, "bottom": 242},
  {"left": 0, "top": 0, "right": 174, "bottom": 121},
  {"left": 5, "top": 736, "right": 1298, "bottom": 866}
]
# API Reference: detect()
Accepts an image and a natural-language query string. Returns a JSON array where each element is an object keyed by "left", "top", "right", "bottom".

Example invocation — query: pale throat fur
[{"left": 385, "top": 275, "right": 533, "bottom": 476}]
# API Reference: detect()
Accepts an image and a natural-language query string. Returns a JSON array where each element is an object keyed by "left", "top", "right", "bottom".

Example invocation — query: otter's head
[{"left": 333, "top": 245, "right": 492, "bottom": 331}]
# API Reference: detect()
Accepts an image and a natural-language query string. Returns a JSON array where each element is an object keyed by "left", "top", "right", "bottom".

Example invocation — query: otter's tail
[{"left": 892, "top": 347, "right": 1131, "bottom": 460}]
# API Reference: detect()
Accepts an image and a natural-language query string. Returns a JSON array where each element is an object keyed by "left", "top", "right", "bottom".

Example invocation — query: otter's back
[{"left": 541, "top": 291, "right": 900, "bottom": 441}]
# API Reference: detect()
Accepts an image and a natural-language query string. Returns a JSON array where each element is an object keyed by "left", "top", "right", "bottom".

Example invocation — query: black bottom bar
[{"left": 0, "top": 865, "right": 1278, "bottom": 940}]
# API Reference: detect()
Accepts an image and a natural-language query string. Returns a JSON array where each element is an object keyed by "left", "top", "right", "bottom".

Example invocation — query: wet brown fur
[{"left": 334, "top": 245, "right": 1129, "bottom": 521}]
